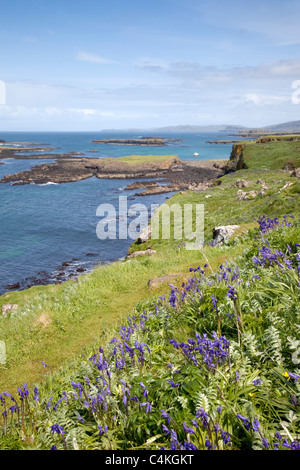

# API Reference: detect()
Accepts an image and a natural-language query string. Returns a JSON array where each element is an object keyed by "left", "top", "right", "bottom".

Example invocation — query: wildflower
[
  {"left": 282, "top": 372, "right": 290, "bottom": 378},
  {"left": 33, "top": 387, "right": 40, "bottom": 403},
  {"left": 139, "top": 381, "right": 149, "bottom": 397},
  {"left": 205, "top": 437, "right": 213, "bottom": 449},
  {"left": 167, "top": 379, "right": 180, "bottom": 388},
  {"left": 75, "top": 412, "right": 85, "bottom": 423},
  {"left": 227, "top": 285, "right": 237, "bottom": 301},
  {"left": 290, "top": 441, "right": 300, "bottom": 450},
  {"left": 252, "top": 379, "right": 262, "bottom": 386},
  {"left": 170, "top": 429, "right": 178, "bottom": 449},
  {"left": 221, "top": 431, "right": 231, "bottom": 446},
  {"left": 140, "top": 402, "right": 152, "bottom": 413},
  {"left": 161, "top": 409, "right": 171, "bottom": 424},
  {"left": 162, "top": 424, "right": 170, "bottom": 436},
  {"left": 196, "top": 408, "right": 210, "bottom": 428},
  {"left": 98, "top": 425, "right": 108, "bottom": 435},
  {"left": 211, "top": 294, "right": 218, "bottom": 311},
  {"left": 236, "top": 413, "right": 250, "bottom": 430},
  {"left": 50, "top": 424, "right": 64, "bottom": 435},
  {"left": 288, "top": 372, "right": 300, "bottom": 383},
  {"left": 17, "top": 383, "right": 29, "bottom": 400},
  {"left": 252, "top": 417, "right": 260, "bottom": 432},
  {"left": 182, "top": 442, "right": 198, "bottom": 450},
  {"left": 183, "top": 422, "right": 195, "bottom": 434},
  {"left": 261, "top": 437, "right": 269, "bottom": 449}
]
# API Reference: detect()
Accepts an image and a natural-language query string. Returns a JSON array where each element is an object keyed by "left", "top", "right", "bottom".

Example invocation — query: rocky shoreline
[
  {"left": 2, "top": 253, "right": 104, "bottom": 294},
  {"left": 0, "top": 153, "right": 227, "bottom": 192}
]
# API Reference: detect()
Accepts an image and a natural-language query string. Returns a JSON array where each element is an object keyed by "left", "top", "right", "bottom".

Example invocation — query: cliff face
[{"left": 225, "top": 144, "right": 247, "bottom": 172}]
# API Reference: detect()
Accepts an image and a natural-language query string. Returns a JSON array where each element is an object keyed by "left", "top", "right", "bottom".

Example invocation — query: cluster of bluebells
[
  {"left": 256, "top": 215, "right": 280, "bottom": 235},
  {"left": 170, "top": 331, "right": 230, "bottom": 370},
  {"left": 236, "top": 413, "right": 300, "bottom": 450},
  {"left": 161, "top": 407, "right": 231, "bottom": 450},
  {"left": 252, "top": 245, "right": 294, "bottom": 271}
]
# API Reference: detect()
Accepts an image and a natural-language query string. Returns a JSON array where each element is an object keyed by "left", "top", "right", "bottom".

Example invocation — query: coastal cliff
[{"left": 225, "top": 143, "right": 247, "bottom": 172}]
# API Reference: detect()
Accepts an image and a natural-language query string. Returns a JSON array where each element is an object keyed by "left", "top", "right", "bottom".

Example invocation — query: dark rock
[{"left": 6, "top": 282, "right": 21, "bottom": 290}]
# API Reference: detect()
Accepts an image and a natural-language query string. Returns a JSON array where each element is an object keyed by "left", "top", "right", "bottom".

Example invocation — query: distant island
[{"left": 91, "top": 137, "right": 183, "bottom": 146}]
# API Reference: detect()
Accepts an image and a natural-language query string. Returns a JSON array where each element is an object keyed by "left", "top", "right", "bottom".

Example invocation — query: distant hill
[
  {"left": 99, "top": 124, "right": 247, "bottom": 133},
  {"left": 261, "top": 120, "right": 300, "bottom": 133},
  {"left": 152, "top": 124, "right": 247, "bottom": 133},
  {"left": 99, "top": 121, "right": 300, "bottom": 135}
]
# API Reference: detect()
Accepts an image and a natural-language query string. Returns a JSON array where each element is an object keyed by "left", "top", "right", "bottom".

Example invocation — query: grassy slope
[
  {"left": 0, "top": 138, "right": 299, "bottom": 394},
  {"left": 241, "top": 137, "right": 300, "bottom": 170}
]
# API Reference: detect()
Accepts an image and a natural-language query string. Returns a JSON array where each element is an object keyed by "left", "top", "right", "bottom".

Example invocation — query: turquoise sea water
[{"left": 0, "top": 131, "right": 235, "bottom": 295}]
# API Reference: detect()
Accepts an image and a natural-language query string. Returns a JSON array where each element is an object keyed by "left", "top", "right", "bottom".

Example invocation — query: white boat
[{"left": 193, "top": 152, "right": 199, "bottom": 156}]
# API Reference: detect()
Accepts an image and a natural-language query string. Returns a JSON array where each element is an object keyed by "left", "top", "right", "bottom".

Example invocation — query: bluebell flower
[
  {"left": 98, "top": 425, "right": 108, "bottom": 435},
  {"left": 183, "top": 422, "right": 195, "bottom": 434},
  {"left": 50, "top": 424, "right": 64, "bottom": 435}
]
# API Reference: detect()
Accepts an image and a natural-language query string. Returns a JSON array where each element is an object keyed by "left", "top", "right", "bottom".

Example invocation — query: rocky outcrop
[
  {"left": 291, "top": 167, "right": 300, "bottom": 178},
  {"left": 237, "top": 189, "right": 259, "bottom": 200},
  {"left": 225, "top": 144, "right": 247, "bottom": 172},
  {"left": 232, "top": 179, "right": 252, "bottom": 188},
  {"left": 124, "top": 181, "right": 159, "bottom": 190},
  {"left": 0, "top": 156, "right": 226, "bottom": 189},
  {"left": 137, "top": 225, "right": 152, "bottom": 243},
  {"left": 126, "top": 249, "right": 156, "bottom": 259},
  {"left": 212, "top": 225, "right": 240, "bottom": 245}
]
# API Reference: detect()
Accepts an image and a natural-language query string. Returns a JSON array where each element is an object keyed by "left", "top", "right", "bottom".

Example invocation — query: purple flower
[
  {"left": 161, "top": 409, "right": 171, "bottom": 424},
  {"left": 205, "top": 437, "right": 213, "bottom": 449},
  {"left": 162, "top": 424, "right": 170, "bottom": 436},
  {"left": 236, "top": 413, "right": 250, "bottom": 430},
  {"left": 50, "top": 424, "right": 64, "bottom": 435},
  {"left": 196, "top": 408, "right": 209, "bottom": 428},
  {"left": 227, "top": 285, "right": 237, "bottom": 301},
  {"left": 252, "top": 378, "right": 262, "bottom": 386},
  {"left": 261, "top": 437, "right": 269, "bottom": 449},
  {"left": 183, "top": 422, "right": 195, "bottom": 434},
  {"left": 33, "top": 387, "right": 40, "bottom": 403},
  {"left": 252, "top": 417, "right": 260, "bottom": 432},
  {"left": 98, "top": 425, "right": 108, "bottom": 435},
  {"left": 211, "top": 294, "right": 218, "bottom": 311},
  {"left": 288, "top": 372, "right": 300, "bottom": 383},
  {"left": 140, "top": 402, "right": 152, "bottom": 413}
]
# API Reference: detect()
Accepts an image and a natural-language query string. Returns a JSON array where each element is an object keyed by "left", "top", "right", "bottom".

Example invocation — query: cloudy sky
[{"left": 0, "top": 0, "right": 300, "bottom": 130}]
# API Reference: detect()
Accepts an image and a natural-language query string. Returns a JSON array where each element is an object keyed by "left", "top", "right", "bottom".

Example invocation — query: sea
[{"left": 0, "top": 131, "right": 236, "bottom": 295}]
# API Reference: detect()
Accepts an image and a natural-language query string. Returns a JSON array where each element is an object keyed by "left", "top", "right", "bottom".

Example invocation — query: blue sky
[{"left": 0, "top": 0, "right": 300, "bottom": 130}]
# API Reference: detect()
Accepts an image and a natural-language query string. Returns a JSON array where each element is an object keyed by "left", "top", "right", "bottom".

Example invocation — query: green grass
[
  {"left": 100, "top": 154, "right": 179, "bottom": 166},
  {"left": 0, "top": 139, "right": 299, "bottom": 394},
  {"left": 241, "top": 138, "right": 300, "bottom": 170}
]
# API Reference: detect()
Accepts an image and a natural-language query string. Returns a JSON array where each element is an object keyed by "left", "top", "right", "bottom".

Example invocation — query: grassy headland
[{"left": 0, "top": 136, "right": 299, "bottom": 450}]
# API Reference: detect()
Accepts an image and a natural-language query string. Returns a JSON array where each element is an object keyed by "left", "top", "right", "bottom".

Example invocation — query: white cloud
[{"left": 76, "top": 51, "right": 114, "bottom": 64}]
